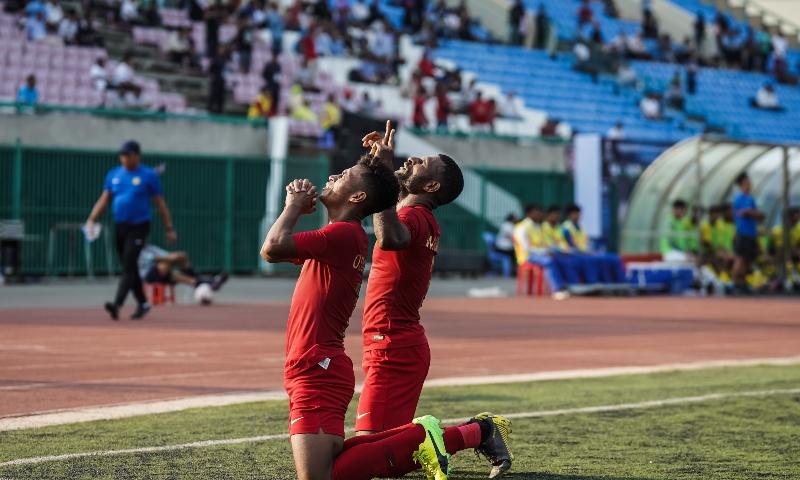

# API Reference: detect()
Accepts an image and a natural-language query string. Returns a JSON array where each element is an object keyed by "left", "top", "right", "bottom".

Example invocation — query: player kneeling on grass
[
  {"left": 138, "top": 245, "right": 229, "bottom": 300},
  {"left": 260, "top": 156, "right": 453, "bottom": 480},
  {"left": 358, "top": 121, "right": 515, "bottom": 478}
]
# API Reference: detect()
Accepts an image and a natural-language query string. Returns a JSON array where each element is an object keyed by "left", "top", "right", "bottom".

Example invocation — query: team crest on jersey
[{"left": 132, "top": 176, "right": 141, "bottom": 186}]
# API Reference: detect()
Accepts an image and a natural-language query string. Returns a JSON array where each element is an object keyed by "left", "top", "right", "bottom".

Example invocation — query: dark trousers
[{"left": 114, "top": 222, "right": 150, "bottom": 307}]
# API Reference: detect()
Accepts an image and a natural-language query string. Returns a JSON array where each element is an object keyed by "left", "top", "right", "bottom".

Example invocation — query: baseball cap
[{"left": 119, "top": 140, "right": 141, "bottom": 155}]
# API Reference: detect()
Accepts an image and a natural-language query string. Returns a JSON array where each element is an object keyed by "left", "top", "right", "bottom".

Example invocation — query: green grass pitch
[{"left": 2, "top": 364, "right": 799, "bottom": 479}]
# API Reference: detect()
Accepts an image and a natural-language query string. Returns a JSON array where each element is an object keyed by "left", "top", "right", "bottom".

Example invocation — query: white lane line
[
  {"left": 3, "top": 355, "right": 800, "bottom": 432},
  {"left": 0, "top": 391, "right": 288, "bottom": 431},
  {"left": 2, "top": 388, "right": 799, "bottom": 468},
  {"left": 422, "top": 356, "right": 800, "bottom": 387}
]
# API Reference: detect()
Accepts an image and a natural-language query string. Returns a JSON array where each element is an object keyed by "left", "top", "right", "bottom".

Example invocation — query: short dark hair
[
  {"left": 735, "top": 172, "right": 749, "bottom": 186},
  {"left": 524, "top": 204, "right": 541, "bottom": 215},
  {"left": 357, "top": 155, "right": 401, "bottom": 216},
  {"left": 672, "top": 199, "right": 687, "bottom": 209},
  {"left": 547, "top": 205, "right": 561, "bottom": 214},
  {"left": 565, "top": 203, "right": 581, "bottom": 215},
  {"left": 434, "top": 154, "right": 464, "bottom": 207}
]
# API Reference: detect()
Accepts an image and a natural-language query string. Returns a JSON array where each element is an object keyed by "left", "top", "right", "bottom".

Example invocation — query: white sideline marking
[
  {"left": 2, "top": 356, "right": 800, "bottom": 432},
  {"left": 422, "top": 356, "right": 800, "bottom": 387},
  {"left": 1, "top": 388, "right": 799, "bottom": 468}
]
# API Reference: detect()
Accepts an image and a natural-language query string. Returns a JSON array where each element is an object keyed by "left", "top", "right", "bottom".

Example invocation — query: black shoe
[
  {"left": 209, "top": 271, "right": 229, "bottom": 291},
  {"left": 470, "top": 412, "right": 514, "bottom": 478},
  {"left": 104, "top": 302, "right": 119, "bottom": 321},
  {"left": 130, "top": 303, "right": 151, "bottom": 320}
]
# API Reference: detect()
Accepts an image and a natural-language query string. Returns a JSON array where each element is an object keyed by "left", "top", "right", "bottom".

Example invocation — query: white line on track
[
  {"left": 3, "top": 355, "right": 800, "bottom": 432},
  {"left": 1, "top": 388, "right": 799, "bottom": 468}
]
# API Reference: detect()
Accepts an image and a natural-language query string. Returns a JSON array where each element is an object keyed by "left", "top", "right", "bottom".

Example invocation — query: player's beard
[{"left": 395, "top": 169, "right": 432, "bottom": 195}]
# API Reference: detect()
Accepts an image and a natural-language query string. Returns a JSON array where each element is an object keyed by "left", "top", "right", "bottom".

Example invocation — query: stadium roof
[{"left": 622, "top": 137, "right": 800, "bottom": 254}]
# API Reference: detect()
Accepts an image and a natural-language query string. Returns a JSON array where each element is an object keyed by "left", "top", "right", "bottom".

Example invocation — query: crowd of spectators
[{"left": 6, "top": 0, "right": 104, "bottom": 46}]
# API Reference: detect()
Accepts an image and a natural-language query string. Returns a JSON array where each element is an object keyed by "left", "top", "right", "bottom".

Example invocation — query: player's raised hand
[{"left": 285, "top": 179, "right": 317, "bottom": 215}]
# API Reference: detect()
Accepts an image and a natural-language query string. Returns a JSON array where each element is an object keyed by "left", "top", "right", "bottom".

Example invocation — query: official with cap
[{"left": 85, "top": 141, "right": 177, "bottom": 320}]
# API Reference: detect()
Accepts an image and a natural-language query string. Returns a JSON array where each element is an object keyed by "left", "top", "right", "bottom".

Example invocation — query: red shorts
[
  {"left": 284, "top": 355, "right": 355, "bottom": 437},
  {"left": 355, "top": 343, "right": 431, "bottom": 432}
]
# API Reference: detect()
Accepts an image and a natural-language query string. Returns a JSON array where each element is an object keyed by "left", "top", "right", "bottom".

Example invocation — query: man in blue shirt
[
  {"left": 16, "top": 75, "right": 38, "bottom": 106},
  {"left": 85, "top": 141, "right": 177, "bottom": 320},
  {"left": 731, "top": 172, "right": 762, "bottom": 293}
]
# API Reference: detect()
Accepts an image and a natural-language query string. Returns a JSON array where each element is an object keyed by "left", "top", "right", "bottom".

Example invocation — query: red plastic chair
[
  {"left": 517, "top": 262, "right": 545, "bottom": 297},
  {"left": 145, "top": 283, "right": 175, "bottom": 306}
]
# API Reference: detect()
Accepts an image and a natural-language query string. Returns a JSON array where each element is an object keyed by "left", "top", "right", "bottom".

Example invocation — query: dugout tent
[{"left": 622, "top": 136, "right": 800, "bottom": 259}]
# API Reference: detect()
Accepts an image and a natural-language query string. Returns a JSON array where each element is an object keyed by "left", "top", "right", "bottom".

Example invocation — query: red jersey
[
  {"left": 285, "top": 222, "right": 367, "bottom": 378},
  {"left": 362, "top": 206, "right": 440, "bottom": 350}
]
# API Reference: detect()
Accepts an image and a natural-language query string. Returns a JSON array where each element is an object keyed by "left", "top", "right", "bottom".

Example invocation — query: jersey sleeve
[
  {"left": 398, "top": 208, "right": 422, "bottom": 242},
  {"left": 292, "top": 223, "right": 354, "bottom": 266},
  {"left": 103, "top": 170, "right": 114, "bottom": 192},
  {"left": 148, "top": 170, "right": 163, "bottom": 197}
]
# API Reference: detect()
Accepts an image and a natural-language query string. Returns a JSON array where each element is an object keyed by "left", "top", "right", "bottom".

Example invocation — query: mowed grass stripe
[{"left": 3, "top": 387, "right": 799, "bottom": 468}]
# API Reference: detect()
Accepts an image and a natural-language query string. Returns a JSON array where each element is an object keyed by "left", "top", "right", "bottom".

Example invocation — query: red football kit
[
  {"left": 356, "top": 206, "right": 440, "bottom": 431},
  {"left": 283, "top": 221, "right": 367, "bottom": 437}
]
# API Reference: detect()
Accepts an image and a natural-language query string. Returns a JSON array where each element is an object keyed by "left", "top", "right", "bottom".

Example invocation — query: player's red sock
[
  {"left": 342, "top": 423, "right": 416, "bottom": 453},
  {"left": 443, "top": 422, "right": 482, "bottom": 454},
  {"left": 331, "top": 424, "right": 426, "bottom": 480}
]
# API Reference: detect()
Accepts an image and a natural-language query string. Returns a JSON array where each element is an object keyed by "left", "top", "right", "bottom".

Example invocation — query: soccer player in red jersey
[
  {"left": 354, "top": 122, "right": 515, "bottom": 478},
  {"left": 261, "top": 156, "right": 453, "bottom": 480}
]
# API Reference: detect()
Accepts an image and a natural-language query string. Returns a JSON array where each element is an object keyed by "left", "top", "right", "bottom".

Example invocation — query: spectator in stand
[
  {"left": 77, "top": 10, "right": 104, "bottom": 47},
  {"left": 606, "top": 30, "right": 627, "bottom": 54},
  {"left": 262, "top": 53, "right": 281, "bottom": 114},
  {"left": 417, "top": 52, "right": 435, "bottom": 77},
  {"left": 731, "top": 172, "right": 763, "bottom": 294},
  {"left": 657, "top": 33, "right": 674, "bottom": 63},
  {"left": 351, "top": 0, "right": 369, "bottom": 24},
  {"left": 686, "top": 58, "right": 698, "bottom": 94},
  {"left": 615, "top": 61, "right": 638, "bottom": 93},
  {"left": 120, "top": 0, "right": 139, "bottom": 23},
  {"left": 577, "top": 0, "right": 593, "bottom": 28},
  {"left": 247, "top": 85, "right": 273, "bottom": 119},
  {"left": 22, "top": 0, "right": 45, "bottom": 19},
  {"left": 16, "top": 74, "right": 38, "bottom": 107},
  {"left": 288, "top": 85, "right": 317, "bottom": 122},
  {"left": 208, "top": 45, "right": 228, "bottom": 114},
  {"left": 320, "top": 94, "right": 342, "bottom": 141},
  {"left": 330, "top": 29, "right": 346, "bottom": 55},
  {"left": 540, "top": 118, "right": 559, "bottom": 137},
  {"left": 57, "top": 8, "right": 78, "bottom": 44},
  {"left": 90, "top": 58, "right": 108, "bottom": 91},
  {"left": 640, "top": 92, "right": 663, "bottom": 119},
  {"left": 665, "top": 71, "right": 684, "bottom": 110},
  {"left": 720, "top": 28, "right": 743, "bottom": 67},
  {"left": 535, "top": 4, "right": 548, "bottom": 49},
  {"left": 25, "top": 10, "right": 47, "bottom": 41},
  {"left": 606, "top": 122, "right": 624, "bottom": 139},
  {"left": 751, "top": 83, "right": 783, "bottom": 111},
  {"left": 468, "top": 91, "right": 493, "bottom": 132},
  {"left": 457, "top": 10, "right": 472, "bottom": 41},
  {"left": 359, "top": 91, "right": 379, "bottom": 114},
  {"left": 124, "top": 86, "right": 150, "bottom": 110},
  {"left": 412, "top": 86, "right": 428, "bottom": 128},
  {"left": 495, "top": 213, "right": 518, "bottom": 272},
  {"left": 205, "top": 4, "right": 222, "bottom": 59},
  {"left": 372, "top": 19, "right": 395, "bottom": 59},
  {"left": 460, "top": 77, "right": 478, "bottom": 110},
  {"left": 642, "top": 14, "right": 658, "bottom": 39},
  {"left": 626, "top": 32, "right": 651, "bottom": 60},
  {"left": 234, "top": 18, "right": 253, "bottom": 73},
  {"left": 509, "top": 0, "right": 524, "bottom": 46},
  {"left": 434, "top": 84, "right": 450, "bottom": 130},
  {"left": 589, "top": 22, "right": 603, "bottom": 46},
  {"left": 604, "top": 0, "right": 619, "bottom": 18},
  {"left": 140, "top": 0, "right": 161, "bottom": 27},
  {"left": 165, "top": 28, "right": 198, "bottom": 69},
  {"left": 340, "top": 89, "right": 358, "bottom": 112},
  {"left": 413, "top": 21, "right": 437, "bottom": 48},
  {"left": 498, "top": 91, "right": 522, "bottom": 119},
  {"left": 770, "top": 32, "right": 787, "bottom": 61},
  {"left": 315, "top": 24, "right": 333, "bottom": 56},
  {"left": 297, "top": 57, "right": 320, "bottom": 92},
  {"left": 44, "top": 0, "right": 63, "bottom": 30},
  {"left": 112, "top": 53, "right": 136, "bottom": 90},
  {"left": 693, "top": 11, "right": 705, "bottom": 53}
]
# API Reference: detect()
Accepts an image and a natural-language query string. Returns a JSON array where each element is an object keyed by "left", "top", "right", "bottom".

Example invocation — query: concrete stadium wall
[
  {"left": 0, "top": 113, "right": 270, "bottom": 156},
  {"left": 416, "top": 134, "right": 569, "bottom": 171}
]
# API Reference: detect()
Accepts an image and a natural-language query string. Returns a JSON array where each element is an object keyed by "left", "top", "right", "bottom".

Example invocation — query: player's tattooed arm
[
  {"left": 260, "top": 179, "right": 317, "bottom": 263},
  {"left": 363, "top": 121, "right": 409, "bottom": 251}
]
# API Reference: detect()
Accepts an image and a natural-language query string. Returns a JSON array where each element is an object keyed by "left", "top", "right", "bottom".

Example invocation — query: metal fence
[
  {"left": 0, "top": 141, "right": 327, "bottom": 276},
  {"left": 1, "top": 141, "right": 574, "bottom": 276}
]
